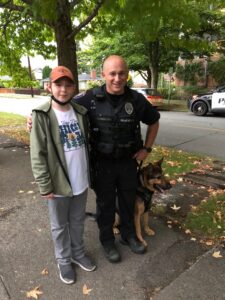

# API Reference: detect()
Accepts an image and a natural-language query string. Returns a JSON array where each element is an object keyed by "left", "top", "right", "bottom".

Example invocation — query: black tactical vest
[{"left": 89, "top": 86, "right": 143, "bottom": 159}]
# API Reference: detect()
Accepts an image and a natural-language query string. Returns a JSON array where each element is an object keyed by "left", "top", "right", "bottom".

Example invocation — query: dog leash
[{"left": 137, "top": 160, "right": 143, "bottom": 171}]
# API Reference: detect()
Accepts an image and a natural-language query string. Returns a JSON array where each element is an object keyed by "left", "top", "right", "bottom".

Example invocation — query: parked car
[
  {"left": 188, "top": 86, "right": 225, "bottom": 116},
  {"left": 132, "top": 88, "right": 163, "bottom": 107}
]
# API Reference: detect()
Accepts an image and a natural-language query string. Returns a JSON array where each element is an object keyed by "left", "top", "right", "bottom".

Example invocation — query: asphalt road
[
  {"left": 0, "top": 95, "right": 224, "bottom": 160},
  {"left": 143, "top": 110, "right": 225, "bottom": 160}
]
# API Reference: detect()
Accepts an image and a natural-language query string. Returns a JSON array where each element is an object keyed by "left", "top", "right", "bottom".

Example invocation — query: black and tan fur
[{"left": 113, "top": 158, "right": 171, "bottom": 247}]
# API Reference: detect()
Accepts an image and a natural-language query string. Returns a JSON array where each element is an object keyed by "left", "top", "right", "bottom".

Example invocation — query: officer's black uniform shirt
[{"left": 73, "top": 85, "right": 160, "bottom": 125}]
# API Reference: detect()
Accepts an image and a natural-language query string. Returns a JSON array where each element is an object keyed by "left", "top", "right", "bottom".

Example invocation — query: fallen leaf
[
  {"left": 205, "top": 240, "right": 214, "bottom": 246},
  {"left": 83, "top": 284, "right": 92, "bottom": 295},
  {"left": 26, "top": 286, "right": 43, "bottom": 299},
  {"left": 190, "top": 205, "right": 197, "bottom": 211},
  {"left": 185, "top": 229, "right": 191, "bottom": 234},
  {"left": 170, "top": 180, "right": 177, "bottom": 185},
  {"left": 18, "top": 190, "right": 24, "bottom": 193},
  {"left": 170, "top": 204, "right": 181, "bottom": 211},
  {"left": 212, "top": 251, "right": 223, "bottom": 258},
  {"left": 177, "top": 177, "right": 183, "bottom": 182},
  {"left": 41, "top": 268, "right": 48, "bottom": 275},
  {"left": 27, "top": 190, "right": 34, "bottom": 194},
  {"left": 190, "top": 237, "right": 196, "bottom": 241},
  {"left": 216, "top": 211, "right": 222, "bottom": 221}
]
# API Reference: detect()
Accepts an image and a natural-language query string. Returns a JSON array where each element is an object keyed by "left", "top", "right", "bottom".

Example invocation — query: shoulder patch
[{"left": 74, "top": 91, "right": 86, "bottom": 99}]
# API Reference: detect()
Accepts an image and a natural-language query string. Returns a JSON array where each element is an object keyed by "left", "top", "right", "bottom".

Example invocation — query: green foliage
[
  {"left": 3, "top": 66, "right": 39, "bottom": 88},
  {"left": 127, "top": 74, "right": 133, "bottom": 87},
  {"left": 30, "top": 0, "right": 57, "bottom": 22},
  {"left": 175, "top": 63, "right": 205, "bottom": 85},
  {"left": 86, "top": 80, "right": 104, "bottom": 89},
  {"left": 42, "top": 66, "right": 52, "bottom": 79},
  {"left": 79, "top": 1, "right": 225, "bottom": 89},
  {"left": 208, "top": 57, "right": 225, "bottom": 85}
]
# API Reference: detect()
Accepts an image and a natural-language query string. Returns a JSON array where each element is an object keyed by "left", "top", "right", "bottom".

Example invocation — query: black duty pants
[{"left": 94, "top": 157, "right": 138, "bottom": 245}]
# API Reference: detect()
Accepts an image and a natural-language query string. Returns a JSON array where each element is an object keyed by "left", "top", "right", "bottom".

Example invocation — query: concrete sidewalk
[{"left": 1, "top": 134, "right": 225, "bottom": 300}]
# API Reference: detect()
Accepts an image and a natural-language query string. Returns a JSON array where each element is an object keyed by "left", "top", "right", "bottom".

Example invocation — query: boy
[{"left": 30, "top": 66, "right": 96, "bottom": 284}]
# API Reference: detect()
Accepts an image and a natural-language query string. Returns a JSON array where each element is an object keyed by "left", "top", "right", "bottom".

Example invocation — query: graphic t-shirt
[{"left": 53, "top": 106, "right": 88, "bottom": 195}]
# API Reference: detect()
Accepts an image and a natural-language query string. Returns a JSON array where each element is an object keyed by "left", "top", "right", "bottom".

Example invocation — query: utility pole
[{"left": 27, "top": 56, "right": 34, "bottom": 98}]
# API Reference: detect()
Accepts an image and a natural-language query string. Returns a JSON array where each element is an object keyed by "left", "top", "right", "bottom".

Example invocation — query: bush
[
  {"left": 208, "top": 58, "right": 225, "bottom": 85},
  {"left": 175, "top": 63, "right": 205, "bottom": 85},
  {"left": 159, "top": 86, "right": 208, "bottom": 100},
  {"left": 87, "top": 80, "right": 104, "bottom": 89}
]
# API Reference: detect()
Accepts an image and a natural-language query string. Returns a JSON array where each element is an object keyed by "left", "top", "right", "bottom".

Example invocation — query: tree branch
[
  {"left": 138, "top": 70, "right": 148, "bottom": 81},
  {"left": 68, "top": 0, "right": 104, "bottom": 39},
  {"left": 0, "top": 0, "right": 55, "bottom": 28},
  {"left": 69, "top": 0, "right": 82, "bottom": 9},
  {"left": 0, "top": 1, "right": 25, "bottom": 12}
]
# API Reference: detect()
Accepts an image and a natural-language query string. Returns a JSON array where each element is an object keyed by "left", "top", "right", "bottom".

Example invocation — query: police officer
[{"left": 75, "top": 55, "right": 160, "bottom": 263}]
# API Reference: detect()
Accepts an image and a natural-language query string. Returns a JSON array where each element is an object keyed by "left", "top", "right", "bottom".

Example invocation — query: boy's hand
[
  {"left": 26, "top": 114, "right": 33, "bottom": 132},
  {"left": 41, "top": 193, "right": 54, "bottom": 200}
]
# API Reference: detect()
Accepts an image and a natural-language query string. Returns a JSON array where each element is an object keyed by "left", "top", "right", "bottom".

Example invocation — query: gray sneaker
[
  {"left": 71, "top": 255, "right": 96, "bottom": 272},
  {"left": 57, "top": 263, "right": 75, "bottom": 284}
]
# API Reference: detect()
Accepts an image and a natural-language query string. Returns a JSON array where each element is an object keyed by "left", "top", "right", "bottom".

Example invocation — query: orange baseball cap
[{"left": 50, "top": 66, "right": 74, "bottom": 83}]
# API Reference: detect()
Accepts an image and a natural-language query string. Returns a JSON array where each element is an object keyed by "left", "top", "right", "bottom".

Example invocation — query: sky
[
  {"left": 20, "top": 55, "right": 58, "bottom": 79},
  {"left": 21, "top": 55, "right": 57, "bottom": 70}
]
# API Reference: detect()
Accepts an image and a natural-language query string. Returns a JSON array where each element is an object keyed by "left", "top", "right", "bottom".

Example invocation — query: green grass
[
  {"left": 0, "top": 112, "right": 29, "bottom": 144},
  {"left": 146, "top": 145, "right": 213, "bottom": 178},
  {"left": 160, "top": 99, "right": 188, "bottom": 112},
  {"left": 0, "top": 112, "right": 26, "bottom": 125},
  {"left": 185, "top": 193, "right": 225, "bottom": 239}
]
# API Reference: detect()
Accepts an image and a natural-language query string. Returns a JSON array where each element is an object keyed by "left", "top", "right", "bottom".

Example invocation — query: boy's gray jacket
[{"left": 30, "top": 100, "right": 90, "bottom": 197}]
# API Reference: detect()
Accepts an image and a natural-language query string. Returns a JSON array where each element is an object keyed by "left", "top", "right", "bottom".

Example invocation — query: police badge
[{"left": 125, "top": 102, "right": 134, "bottom": 115}]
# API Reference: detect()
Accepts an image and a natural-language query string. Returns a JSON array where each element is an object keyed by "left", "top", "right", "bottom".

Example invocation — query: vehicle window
[{"left": 218, "top": 87, "right": 225, "bottom": 93}]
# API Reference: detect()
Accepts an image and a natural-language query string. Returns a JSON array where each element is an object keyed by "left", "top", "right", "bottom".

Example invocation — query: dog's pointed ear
[
  {"left": 157, "top": 157, "right": 164, "bottom": 166},
  {"left": 143, "top": 163, "right": 153, "bottom": 172}
]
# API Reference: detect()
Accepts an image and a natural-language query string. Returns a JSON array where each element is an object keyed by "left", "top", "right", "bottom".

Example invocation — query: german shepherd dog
[{"left": 113, "top": 158, "right": 172, "bottom": 247}]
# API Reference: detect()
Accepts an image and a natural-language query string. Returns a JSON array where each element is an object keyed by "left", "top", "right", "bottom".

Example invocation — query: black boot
[
  {"left": 120, "top": 237, "right": 146, "bottom": 254},
  {"left": 102, "top": 243, "right": 121, "bottom": 263}
]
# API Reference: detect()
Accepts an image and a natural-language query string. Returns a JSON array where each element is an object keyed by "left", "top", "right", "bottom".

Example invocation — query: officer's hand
[
  {"left": 133, "top": 149, "right": 149, "bottom": 161},
  {"left": 26, "top": 114, "right": 33, "bottom": 132}
]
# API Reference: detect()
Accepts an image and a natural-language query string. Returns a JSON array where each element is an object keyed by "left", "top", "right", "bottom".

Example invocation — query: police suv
[{"left": 188, "top": 86, "right": 225, "bottom": 116}]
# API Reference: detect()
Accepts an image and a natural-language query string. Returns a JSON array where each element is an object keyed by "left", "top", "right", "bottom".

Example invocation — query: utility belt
[{"left": 93, "top": 140, "right": 143, "bottom": 159}]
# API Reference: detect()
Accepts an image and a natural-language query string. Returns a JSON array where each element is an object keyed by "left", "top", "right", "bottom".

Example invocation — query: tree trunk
[
  {"left": 150, "top": 65, "right": 158, "bottom": 90},
  {"left": 148, "top": 40, "right": 160, "bottom": 90},
  {"left": 54, "top": 1, "right": 79, "bottom": 93}
]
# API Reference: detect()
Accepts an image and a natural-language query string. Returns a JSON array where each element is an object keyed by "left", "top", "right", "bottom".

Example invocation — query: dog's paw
[{"left": 144, "top": 227, "right": 155, "bottom": 236}]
